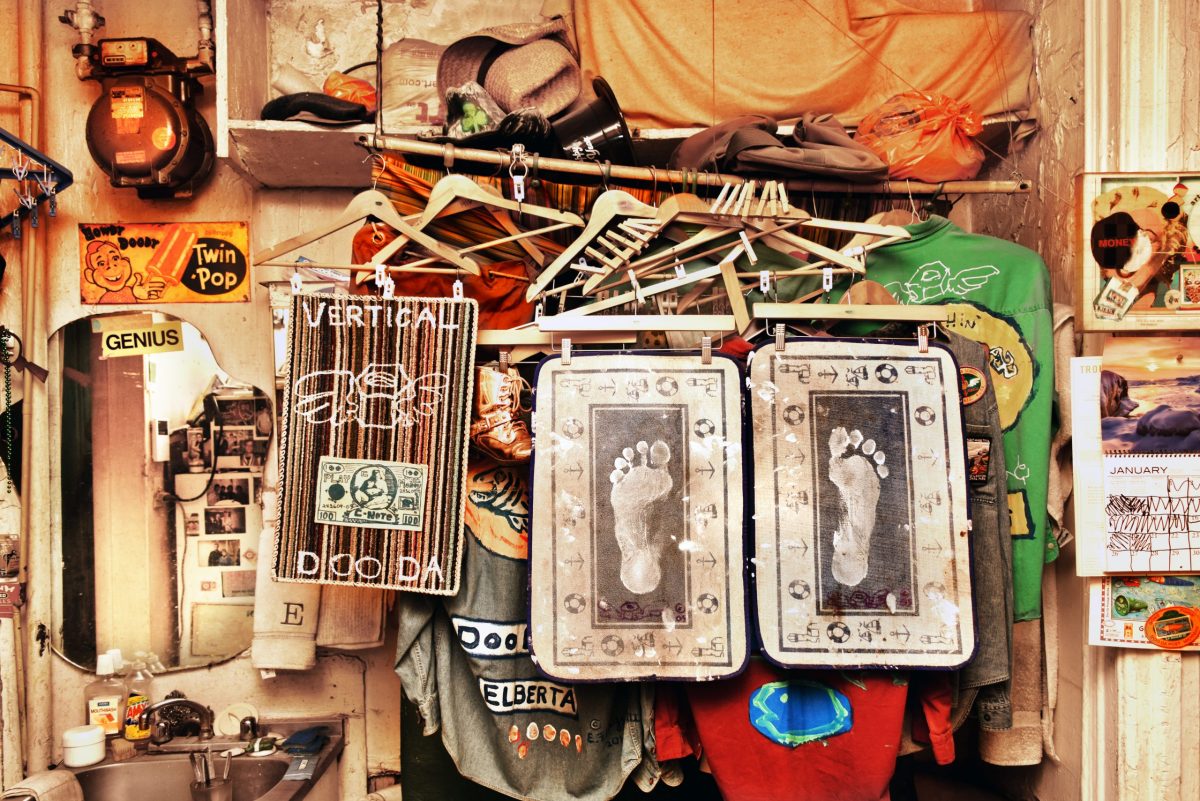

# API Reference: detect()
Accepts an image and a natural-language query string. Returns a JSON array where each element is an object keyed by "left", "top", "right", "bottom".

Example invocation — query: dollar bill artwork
[{"left": 315, "top": 456, "right": 428, "bottom": 532}]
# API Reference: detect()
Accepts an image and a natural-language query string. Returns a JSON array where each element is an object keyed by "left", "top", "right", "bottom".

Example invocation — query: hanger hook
[{"left": 362, "top": 151, "right": 386, "bottom": 191}]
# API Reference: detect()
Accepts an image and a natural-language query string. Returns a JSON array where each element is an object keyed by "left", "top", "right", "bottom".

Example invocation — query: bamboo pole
[{"left": 364, "top": 134, "right": 1033, "bottom": 195}]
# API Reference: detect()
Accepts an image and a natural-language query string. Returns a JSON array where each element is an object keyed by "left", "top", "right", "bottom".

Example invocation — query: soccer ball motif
[
  {"left": 827, "top": 622, "right": 851, "bottom": 643},
  {"left": 562, "top": 417, "right": 585, "bottom": 439},
  {"left": 600, "top": 635, "right": 624, "bottom": 657},
  {"left": 563, "top": 593, "right": 586, "bottom": 614},
  {"left": 875, "top": 363, "right": 898, "bottom": 384},
  {"left": 781, "top": 405, "right": 805, "bottom": 426},
  {"left": 693, "top": 418, "right": 716, "bottom": 437},
  {"left": 656, "top": 376, "right": 679, "bottom": 397},
  {"left": 787, "top": 579, "right": 811, "bottom": 600},
  {"left": 914, "top": 406, "right": 937, "bottom": 426},
  {"left": 697, "top": 593, "right": 720, "bottom": 614}
]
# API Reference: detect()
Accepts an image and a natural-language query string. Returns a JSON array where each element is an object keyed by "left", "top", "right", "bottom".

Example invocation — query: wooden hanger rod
[
  {"left": 754, "top": 302, "right": 950, "bottom": 322},
  {"left": 538, "top": 314, "right": 737, "bottom": 332},
  {"left": 363, "top": 136, "right": 1032, "bottom": 195}
]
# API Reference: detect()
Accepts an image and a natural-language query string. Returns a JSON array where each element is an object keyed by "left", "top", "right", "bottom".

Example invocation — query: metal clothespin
[
  {"left": 701, "top": 335, "right": 713, "bottom": 365},
  {"left": 509, "top": 143, "right": 529, "bottom": 203}
]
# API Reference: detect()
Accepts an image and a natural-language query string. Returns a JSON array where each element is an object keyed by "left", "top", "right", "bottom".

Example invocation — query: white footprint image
[
  {"left": 609, "top": 440, "right": 673, "bottom": 594},
  {"left": 827, "top": 427, "right": 888, "bottom": 587}
]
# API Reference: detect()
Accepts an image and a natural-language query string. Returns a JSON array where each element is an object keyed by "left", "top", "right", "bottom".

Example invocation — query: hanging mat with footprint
[
  {"left": 749, "top": 338, "right": 974, "bottom": 669},
  {"left": 529, "top": 352, "right": 747, "bottom": 681}
]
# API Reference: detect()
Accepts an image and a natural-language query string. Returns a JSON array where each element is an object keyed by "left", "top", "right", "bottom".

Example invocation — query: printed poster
[
  {"left": 1089, "top": 575, "right": 1200, "bottom": 649},
  {"left": 529, "top": 352, "right": 747, "bottom": 681},
  {"left": 79, "top": 222, "right": 250, "bottom": 304},
  {"left": 749, "top": 339, "right": 974, "bottom": 669}
]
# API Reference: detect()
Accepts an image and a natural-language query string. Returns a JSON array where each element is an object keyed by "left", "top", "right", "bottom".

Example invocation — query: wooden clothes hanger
[
  {"left": 254, "top": 188, "right": 480, "bottom": 274},
  {"left": 524, "top": 189, "right": 660, "bottom": 301},
  {"left": 364, "top": 174, "right": 586, "bottom": 273}
]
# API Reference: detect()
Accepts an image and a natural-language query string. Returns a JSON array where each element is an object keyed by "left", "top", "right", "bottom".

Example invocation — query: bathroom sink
[
  {"left": 75, "top": 755, "right": 286, "bottom": 801},
  {"left": 71, "top": 719, "right": 343, "bottom": 801}
]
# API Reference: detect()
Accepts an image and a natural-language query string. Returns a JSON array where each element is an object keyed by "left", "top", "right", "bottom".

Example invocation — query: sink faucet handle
[
  {"left": 239, "top": 716, "right": 259, "bottom": 739},
  {"left": 152, "top": 720, "right": 173, "bottom": 745}
]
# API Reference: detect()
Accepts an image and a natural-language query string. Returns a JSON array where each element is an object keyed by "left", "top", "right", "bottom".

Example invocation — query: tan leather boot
[{"left": 470, "top": 365, "right": 532, "bottom": 465}]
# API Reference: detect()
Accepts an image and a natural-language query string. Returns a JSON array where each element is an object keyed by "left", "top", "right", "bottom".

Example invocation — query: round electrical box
[{"left": 86, "top": 75, "right": 213, "bottom": 198}]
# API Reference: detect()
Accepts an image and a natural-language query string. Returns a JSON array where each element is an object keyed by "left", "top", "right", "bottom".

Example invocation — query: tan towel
[
  {"left": 252, "top": 517, "right": 321, "bottom": 670},
  {"left": 315, "top": 585, "right": 388, "bottom": 649},
  {"left": 979, "top": 619, "right": 1044, "bottom": 765},
  {"left": 2, "top": 770, "right": 83, "bottom": 801}
]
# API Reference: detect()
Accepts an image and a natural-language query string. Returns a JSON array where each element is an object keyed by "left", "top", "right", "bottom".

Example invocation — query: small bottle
[
  {"left": 123, "top": 659, "right": 154, "bottom": 745},
  {"left": 106, "top": 648, "right": 126, "bottom": 678},
  {"left": 85, "top": 654, "right": 126, "bottom": 737}
]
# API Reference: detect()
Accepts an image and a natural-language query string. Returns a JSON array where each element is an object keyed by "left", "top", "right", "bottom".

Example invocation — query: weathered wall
[
  {"left": 1081, "top": 3, "right": 1200, "bottom": 801},
  {"left": 5, "top": 1, "right": 401, "bottom": 795}
]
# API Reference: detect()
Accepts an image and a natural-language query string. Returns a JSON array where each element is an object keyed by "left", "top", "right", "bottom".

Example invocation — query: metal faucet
[{"left": 138, "top": 698, "right": 215, "bottom": 744}]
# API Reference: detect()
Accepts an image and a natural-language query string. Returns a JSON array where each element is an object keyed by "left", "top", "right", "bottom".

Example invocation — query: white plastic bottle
[
  {"left": 84, "top": 654, "right": 126, "bottom": 737},
  {"left": 122, "top": 659, "right": 155, "bottom": 745}
]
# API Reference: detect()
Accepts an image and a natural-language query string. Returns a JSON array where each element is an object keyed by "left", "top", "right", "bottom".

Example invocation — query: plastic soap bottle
[
  {"left": 84, "top": 654, "right": 126, "bottom": 737},
  {"left": 122, "top": 659, "right": 154, "bottom": 746}
]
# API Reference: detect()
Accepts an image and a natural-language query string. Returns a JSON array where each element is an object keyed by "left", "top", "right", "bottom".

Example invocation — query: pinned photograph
[
  {"left": 198, "top": 538, "right": 242, "bottom": 567},
  {"left": 204, "top": 506, "right": 247, "bottom": 535},
  {"left": 0, "top": 536, "right": 18, "bottom": 578},
  {"left": 1101, "top": 336, "right": 1200, "bottom": 454},
  {"left": 216, "top": 398, "right": 257, "bottom": 426},
  {"left": 207, "top": 478, "right": 250, "bottom": 506},
  {"left": 215, "top": 427, "right": 265, "bottom": 469},
  {"left": 186, "top": 426, "right": 209, "bottom": 470},
  {"left": 221, "top": 570, "right": 256, "bottom": 598},
  {"left": 254, "top": 396, "right": 273, "bottom": 438}
]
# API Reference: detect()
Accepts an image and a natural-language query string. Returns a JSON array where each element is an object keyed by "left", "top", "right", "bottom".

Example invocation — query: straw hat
[{"left": 436, "top": 18, "right": 580, "bottom": 117}]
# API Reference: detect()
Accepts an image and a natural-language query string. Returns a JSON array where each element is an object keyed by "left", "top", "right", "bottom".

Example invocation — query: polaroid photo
[
  {"left": 221, "top": 570, "right": 256, "bottom": 598},
  {"left": 197, "top": 537, "right": 242, "bottom": 567},
  {"left": 204, "top": 506, "right": 247, "bottom": 535},
  {"left": 207, "top": 477, "right": 251, "bottom": 506},
  {"left": 1180, "top": 265, "right": 1200, "bottom": 310}
]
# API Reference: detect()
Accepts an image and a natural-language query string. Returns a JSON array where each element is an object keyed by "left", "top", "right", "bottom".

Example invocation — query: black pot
[{"left": 551, "top": 77, "right": 637, "bottom": 166}]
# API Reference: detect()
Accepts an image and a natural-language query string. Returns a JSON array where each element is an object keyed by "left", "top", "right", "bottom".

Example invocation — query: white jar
[{"left": 62, "top": 724, "right": 105, "bottom": 767}]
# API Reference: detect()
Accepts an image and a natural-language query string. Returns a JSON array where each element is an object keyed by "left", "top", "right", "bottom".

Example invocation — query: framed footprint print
[
  {"left": 529, "top": 352, "right": 747, "bottom": 681},
  {"left": 749, "top": 338, "right": 974, "bottom": 669}
]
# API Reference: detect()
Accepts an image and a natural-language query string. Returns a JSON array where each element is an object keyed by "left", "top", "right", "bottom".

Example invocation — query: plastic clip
[
  {"left": 917, "top": 324, "right": 930, "bottom": 353},
  {"left": 561, "top": 337, "right": 572, "bottom": 366},
  {"left": 674, "top": 259, "right": 686, "bottom": 279},
  {"left": 822, "top": 268, "right": 833, "bottom": 292},
  {"left": 290, "top": 271, "right": 303, "bottom": 294},
  {"left": 381, "top": 275, "right": 396, "bottom": 299},
  {"left": 374, "top": 262, "right": 387, "bottom": 288},
  {"left": 775, "top": 324, "right": 786, "bottom": 354},
  {"left": 534, "top": 302, "right": 544, "bottom": 320},
  {"left": 759, "top": 270, "right": 770, "bottom": 295},
  {"left": 499, "top": 350, "right": 510, "bottom": 372},
  {"left": 701, "top": 335, "right": 713, "bottom": 365},
  {"left": 452, "top": 279, "right": 464, "bottom": 299},
  {"left": 509, "top": 144, "right": 528, "bottom": 203},
  {"left": 628, "top": 270, "right": 644, "bottom": 305}
]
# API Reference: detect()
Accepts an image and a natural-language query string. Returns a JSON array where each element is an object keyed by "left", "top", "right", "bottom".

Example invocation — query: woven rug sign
[
  {"left": 274, "top": 293, "right": 477, "bottom": 594},
  {"left": 749, "top": 338, "right": 973, "bottom": 668},
  {"left": 529, "top": 352, "right": 746, "bottom": 681}
]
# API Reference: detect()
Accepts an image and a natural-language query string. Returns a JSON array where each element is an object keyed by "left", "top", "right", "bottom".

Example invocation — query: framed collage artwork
[{"left": 1078, "top": 172, "right": 1200, "bottom": 331}]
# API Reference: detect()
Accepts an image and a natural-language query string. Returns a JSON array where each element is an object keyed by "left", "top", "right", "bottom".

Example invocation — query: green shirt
[{"left": 829, "top": 216, "right": 1056, "bottom": 621}]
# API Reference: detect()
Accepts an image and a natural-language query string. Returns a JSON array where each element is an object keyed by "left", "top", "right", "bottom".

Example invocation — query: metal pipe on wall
[{"left": 14, "top": 0, "right": 52, "bottom": 777}]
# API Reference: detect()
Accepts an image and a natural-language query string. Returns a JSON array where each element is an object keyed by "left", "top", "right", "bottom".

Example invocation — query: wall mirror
[{"left": 52, "top": 312, "right": 271, "bottom": 672}]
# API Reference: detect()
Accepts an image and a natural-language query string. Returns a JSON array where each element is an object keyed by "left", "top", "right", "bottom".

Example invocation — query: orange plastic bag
[
  {"left": 324, "top": 71, "right": 378, "bottom": 113},
  {"left": 855, "top": 92, "right": 984, "bottom": 182}
]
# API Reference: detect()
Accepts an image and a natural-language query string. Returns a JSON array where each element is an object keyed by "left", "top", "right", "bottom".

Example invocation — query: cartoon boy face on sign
[{"left": 83, "top": 240, "right": 165, "bottom": 303}]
